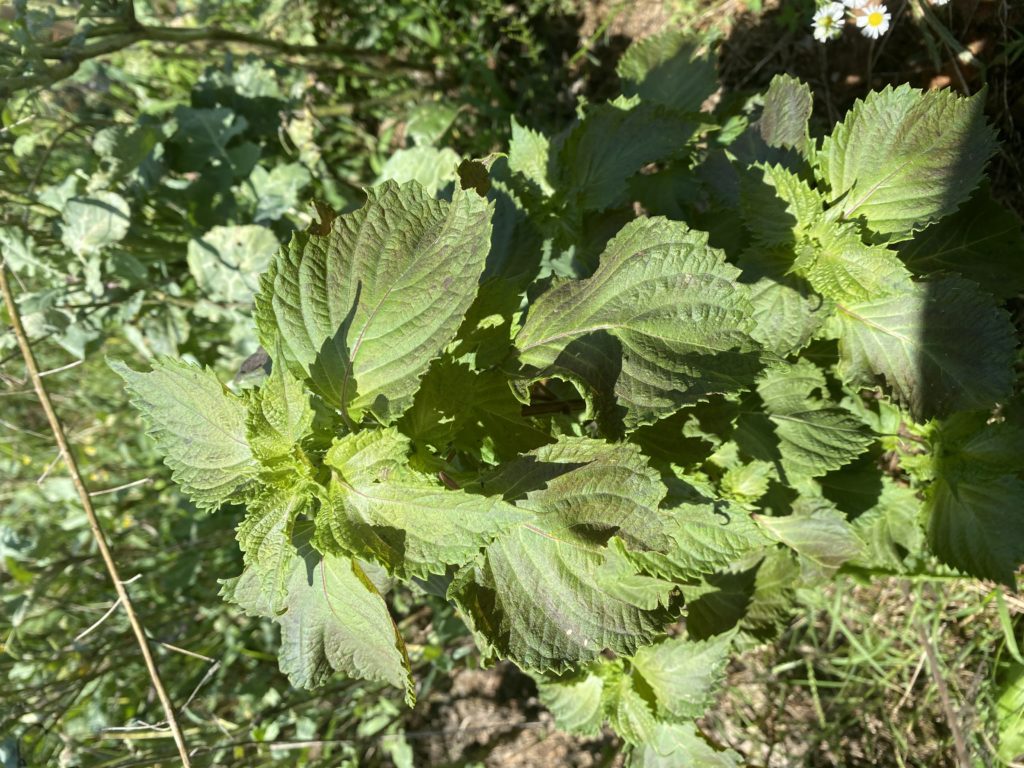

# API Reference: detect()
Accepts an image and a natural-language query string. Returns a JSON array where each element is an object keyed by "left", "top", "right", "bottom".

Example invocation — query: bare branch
[
  {"left": 0, "top": 257, "right": 193, "bottom": 767},
  {"left": 88, "top": 477, "right": 153, "bottom": 497},
  {"left": 916, "top": 590, "right": 971, "bottom": 767},
  {"left": 73, "top": 596, "right": 123, "bottom": 643},
  {"left": 1, "top": 23, "right": 432, "bottom": 98},
  {"left": 39, "top": 359, "right": 84, "bottom": 377}
]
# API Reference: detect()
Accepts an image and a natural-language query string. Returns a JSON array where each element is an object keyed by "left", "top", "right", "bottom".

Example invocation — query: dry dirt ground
[{"left": 407, "top": 665, "right": 624, "bottom": 767}]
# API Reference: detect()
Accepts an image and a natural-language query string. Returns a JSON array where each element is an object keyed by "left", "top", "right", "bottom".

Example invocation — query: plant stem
[
  {"left": 1, "top": 23, "right": 432, "bottom": 97},
  {"left": 0, "top": 258, "right": 192, "bottom": 767},
  {"left": 914, "top": 586, "right": 970, "bottom": 767}
]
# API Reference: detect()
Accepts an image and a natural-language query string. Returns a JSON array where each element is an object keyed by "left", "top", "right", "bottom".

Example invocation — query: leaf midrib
[{"left": 836, "top": 298, "right": 974, "bottom": 402}]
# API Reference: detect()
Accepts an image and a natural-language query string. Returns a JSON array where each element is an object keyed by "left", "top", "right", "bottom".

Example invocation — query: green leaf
[
  {"left": 227, "top": 522, "right": 414, "bottom": 702},
  {"left": 515, "top": 217, "right": 761, "bottom": 433},
  {"left": 817, "top": 85, "right": 996, "bottom": 238},
  {"left": 933, "top": 411, "right": 1024, "bottom": 482},
  {"left": 628, "top": 500, "right": 768, "bottom": 583},
  {"left": 245, "top": 344, "right": 315, "bottom": 463},
  {"left": 720, "top": 461, "right": 772, "bottom": 503},
  {"left": 240, "top": 163, "right": 312, "bottom": 222},
  {"left": 0, "top": 226, "right": 55, "bottom": 278},
  {"left": 848, "top": 479, "right": 923, "bottom": 571},
  {"left": 451, "top": 438, "right": 678, "bottom": 671},
  {"left": 406, "top": 102, "right": 458, "bottom": 146},
  {"left": 225, "top": 59, "right": 284, "bottom": 98},
  {"left": 684, "top": 549, "right": 799, "bottom": 641},
  {"left": 720, "top": 548, "right": 799, "bottom": 634},
  {"left": 758, "top": 74, "right": 812, "bottom": 151},
  {"left": 398, "top": 358, "right": 552, "bottom": 462},
  {"left": 598, "top": 538, "right": 678, "bottom": 610},
  {"left": 996, "top": 663, "right": 1024, "bottom": 763},
  {"left": 477, "top": 187, "right": 545, "bottom": 290},
  {"left": 605, "top": 665, "right": 658, "bottom": 746},
  {"left": 254, "top": 181, "right": 493, "bottom": 424},
  {"left": 38, "top": 175, "right": 79, "bottom": 212},
  {"left": 324, "top": 427, "right": 409, "bottom": 484},
  {"left": 797, "top": 224, "right": 914, "bottom": 303},
  {"left": 739, "top": 247, "right": 833, "bottom": 358},
  {"left": 170, "top": 107, "right": 250, "bottom": 174},
  {"left": 747, "top": 272, "right": 830, "bottom": 357},
  {"left": 537, "top": 668, "right": 606, "bottom": 737},
  {"left": 92, "top": 123, "right": 161, "bottom": 183},
  {"left": 376, "top": 146, "right": 460, "bottom": 196},
  {"left": 925, "top": 475, "right": 1024, "bottom": 587},
  {"left": 739, "top": 164, "right": 825, "bottom": 247},
  {"left": 753, "top": 360, "right": 874, "bottom": 479},
  {"left": 628, "top": 410, "right": 716, "bottom": 470},
  {"left": 755, "top": 499, "right": 863, "bottom": 575},
  {"left": 187, "top": 225, "right": 279, "bottom": 307},
  {"left": 628, "top": 722, "right": 742, "bottom": 768},
  {"left": 317, "top": 429, "right": 527, "bottom": 578},
  {"left": 111, "top": 357, "right": 255, "bottom": 510},
  {"left": 478, "top": 438, "right": 671, "bottom": 550},
  {"left": 235, "top": 484, "right": 310, "bottom": 611},
  {"left": 558, "top": 103, "right": 696, "bottom": 211},
  {"left": 508, "top": 118, "right": 554, "bottom": 197},
  {"left": 818, "top": 450, "right": 885, "bottom": 515},
  {"left": 61, "top": 192, "right": 131, "bottom": 257},
  {"left": 629, "top": 163, "right": 703, "bottom": 220},
  {"left": 630, "top": 632, "right": 732, "bottom": 720},
  {"left": 616, "top": 30, "right": 717, "bottom": 112},
  {"left": 896, "top": 184, "right": 1024, "bottom": 299},
  {"left": 833, "top": 277, "right": 1016, "bottom": 421},
  {"left": 278, "top": 553, "right": 413, "bottom": 700},
  {"left": 452, "top": 525, "right": 676, "bottom": 671}
]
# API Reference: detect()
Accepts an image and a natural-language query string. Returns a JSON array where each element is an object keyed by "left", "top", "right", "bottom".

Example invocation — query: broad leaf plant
[{"left": 113, "top": 32, "right": 1024, "bottom": 765}]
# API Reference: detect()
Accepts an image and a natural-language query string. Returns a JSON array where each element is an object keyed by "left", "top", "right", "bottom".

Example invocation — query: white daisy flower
[
  {"left": 843, "top": 0, "right": 868, "bottom": 7},
  {"left": 857, "top": 3, "right": 891, "bottom": 38},
  {"left": 812, "top": 3, "right": 846, "bottom": 42}
]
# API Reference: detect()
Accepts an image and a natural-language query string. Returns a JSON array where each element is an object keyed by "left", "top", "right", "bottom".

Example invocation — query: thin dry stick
[
  {"left": 181, "top": 660, "right": 222, "bottom": 712},
  {"left": 891, "top": 650, "right": 927, "bottom": 718},
  {"left": 0, "top": 260, "right": 192, "bottom": 767},
  {"left": 916, "top": 612, "right": 970, "bottom": 767},
  {"left": 73, "top": 597, "right": 123, "bottom": 643},
  {"left": 39, "top": 358, "right": 84, "bottom": 377},
  {"left": 35, "top": 449, "right": 62, "bottom": 485},
  {"left": 89, "top": 477, "right": 153, "bottom": 497}
]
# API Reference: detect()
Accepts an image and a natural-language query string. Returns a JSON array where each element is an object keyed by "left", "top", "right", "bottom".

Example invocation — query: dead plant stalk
[{"left": 0, "top": 258, "right": 192, "bottom": 767}]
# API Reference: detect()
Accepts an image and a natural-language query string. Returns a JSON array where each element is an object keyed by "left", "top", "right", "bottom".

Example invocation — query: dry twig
[
  {"left": 0, "top": 258, "right": 192, "bottom": 767},
  {"left": 915, "top": 592, "right": 970, "bottom": 767}
]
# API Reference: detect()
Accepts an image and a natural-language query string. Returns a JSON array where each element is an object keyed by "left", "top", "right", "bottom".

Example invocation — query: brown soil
[
  {"left": 579, "top": 0, "right": 672, "bottom": 40},
  {"left": 406, "top": 664, "right": 624, "bottom": 767}
]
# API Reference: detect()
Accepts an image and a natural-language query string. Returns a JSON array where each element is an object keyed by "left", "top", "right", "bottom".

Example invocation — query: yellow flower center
[{"left": 868, "top": 11, "right": 883, "bottom": 26}]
